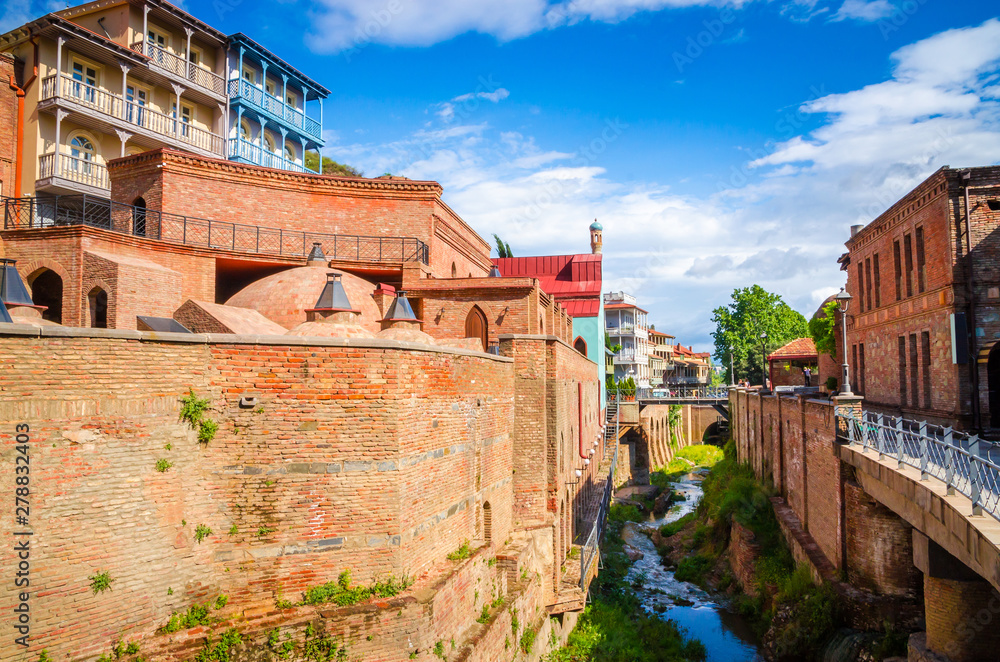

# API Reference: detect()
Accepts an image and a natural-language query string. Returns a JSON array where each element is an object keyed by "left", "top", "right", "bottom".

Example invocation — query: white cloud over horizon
[{"left": 327, "top": 18, "right": 1000, "bottom": 354}]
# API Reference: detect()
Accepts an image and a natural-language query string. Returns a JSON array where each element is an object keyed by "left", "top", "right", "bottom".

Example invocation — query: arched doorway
[
  {"left": 574, "top": 336, "right": 587, "bottom": 356},
  {"left": 989, "top": 344, "right": 1000, "bottom": 428},
  {"left": 88, "top": 287, "right": 108, "bottom": 328},
  {"left": 29, "top": 269, "right": 62, "bottom": 323},
  {"left": 132, "top": 197, "right": 147, "bottom": 237},
  {"left": 465, "top": 306, "right": 487, "bottom": 351}
]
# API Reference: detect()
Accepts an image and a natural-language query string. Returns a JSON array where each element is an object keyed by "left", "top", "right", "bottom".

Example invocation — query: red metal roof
[
  {"left": 561, "top": 300, "right": 600, "bottom": 318},
  {"left": 491, "top": 254, "right": 602, "bottom": 317},
  {"left": 768, "top": 337, "right": 818, "bottom": 361}
]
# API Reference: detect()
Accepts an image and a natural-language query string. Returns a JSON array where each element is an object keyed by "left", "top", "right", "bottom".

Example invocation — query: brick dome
[{"left": 226, "top": 267, "right": 382, "bottom": 332}]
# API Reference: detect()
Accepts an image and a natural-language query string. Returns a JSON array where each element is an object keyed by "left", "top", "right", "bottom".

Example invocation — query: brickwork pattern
[
  {"left": 924, "top": 575, "right": 1000, "bottom": 662},
  {"left": 0, "top": 333, "right": 519, "bottom": 661},
  {"left": 0, "top": 53, "right": 16, "bottom": 199},
  {"left": 844, "top": 481, "right": 922, "bottom": 598}
]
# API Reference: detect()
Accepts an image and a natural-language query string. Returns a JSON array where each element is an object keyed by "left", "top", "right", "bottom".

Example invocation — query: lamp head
[{"left": 835, "top": 287, "right": 852, "bottom": 313}]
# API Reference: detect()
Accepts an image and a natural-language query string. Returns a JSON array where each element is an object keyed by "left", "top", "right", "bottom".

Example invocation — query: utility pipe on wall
[{"left": 7, "top": 38, "right": 38, "bottom": 198}]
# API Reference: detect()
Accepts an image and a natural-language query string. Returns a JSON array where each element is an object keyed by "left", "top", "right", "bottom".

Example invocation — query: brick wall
[
  {"left": 924, "top": 575, "right": 1000, "bottom": 662},
  {"left": 0, "top": 53, "right": 16, "bottom": 199},
  {"left": 729, "top": 520, "right": 761, "bottom": 598},
  {"left": 0, "top": 330, "right": 518, "bottom": 661},
  {"left": 803, "top": 399, "right": 841, "bottom": 569},
  {"left": 843, "top": 166, "right": 1000, "bottom": 430},
  {"left": 107, "top": 150, "right": 493, "bottom": 280},
  {"left": 844, "top": 481, "right": 921, "bottom": 598}
]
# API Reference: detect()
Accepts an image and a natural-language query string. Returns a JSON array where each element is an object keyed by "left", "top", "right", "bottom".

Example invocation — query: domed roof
[
  {"left": 812, "top": 294, "right": 838, "bottom": 320},
  {"left": 590, "top": 219, "right": 603, "bottom": 231},
  {"left": 286, "top": 320, "right": 375, "bottom": 339},
  {"left": 226, "top": 267, "right": 382, "bottom": 332},
  {"left": 377, "top": 325, "right": 438, "bottom": 345}
]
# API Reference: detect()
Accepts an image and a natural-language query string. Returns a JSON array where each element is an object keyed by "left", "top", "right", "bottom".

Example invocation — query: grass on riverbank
[
  {"left": 657, "top": 441, "right": 843, "bottom": 660},
  {"left": 546, "top": 506, "right": 707, "bottom": 662},
  {"left": 650, "top": 445, "right": 725, "bottom": 487}
]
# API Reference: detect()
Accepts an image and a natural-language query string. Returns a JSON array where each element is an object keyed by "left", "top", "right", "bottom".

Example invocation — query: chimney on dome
[{"left": 306, "top": 242, "right": 327, "bottom": 267}]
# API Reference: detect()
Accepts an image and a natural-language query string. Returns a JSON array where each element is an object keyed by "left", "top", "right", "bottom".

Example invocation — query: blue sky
[{"left": 4, "top": 0, "right": 1000, "bottom": 353}]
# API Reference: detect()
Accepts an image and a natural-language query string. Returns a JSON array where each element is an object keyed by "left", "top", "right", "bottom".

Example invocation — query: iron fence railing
[
  {"left": 580, "top": 397, "right": 620, "bottom": 590},
  {"left": 2, "top": 195, "right": 430, "bottom": 265},
  {"left": 839, "top": 410, "right": 1000, "bottom": 522},
  {"left": 636, "top": 386, "right": 729, "bottom": 400}
]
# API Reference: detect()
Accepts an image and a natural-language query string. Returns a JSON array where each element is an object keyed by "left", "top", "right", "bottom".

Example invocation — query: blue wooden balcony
[
  {"left": 228, "top": 136, "right": 319, "bottom": 173},
  {"left": 228, "top": 78, "right": 322, "bottom": 141}
]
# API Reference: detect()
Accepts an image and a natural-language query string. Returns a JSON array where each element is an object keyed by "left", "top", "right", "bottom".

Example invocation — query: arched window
[
  {"left": 69, "top": 134, "right": 96, "bottom": 175},
  {"left": 240, "top": 120, "right": 252, "bottom": 143},
  {"left": 263, "top": 132, "right": 276, "bottom": 153},
  {"left": 284, "top": 142, "right": 296, "bottom": 164},
  {"left": 465, "top": 306, "right": 488, "bottom": 351},
  {"left": 574, "top": 336, "right": 587, "bottom": 356},
  {"left": 88, "top": 287, "right": 108, "bottom": 328},
  {"left": 451, "top": 262, "right": 457, "bottom": 278},
  {"left": 483, "top": 502, "right": 492, "bottom": 545},
  {"left": 29, "top": 269, "right": 62, "bottom": 324},
  {"left": 132, "top": 197, "right": 146, "bottom": 237}
]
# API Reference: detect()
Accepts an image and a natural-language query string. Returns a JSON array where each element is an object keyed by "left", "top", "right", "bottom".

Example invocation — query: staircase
[{"left": 603, "top": 398, "right": 619, "bottom": 456}]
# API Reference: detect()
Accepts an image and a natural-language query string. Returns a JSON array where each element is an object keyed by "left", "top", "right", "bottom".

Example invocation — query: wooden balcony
[
  {"left": 130, "top": 40, "right": 226, "bottom": 100},
  {"left": 39, "top": 74, "right": 226, "bottom": 160}
]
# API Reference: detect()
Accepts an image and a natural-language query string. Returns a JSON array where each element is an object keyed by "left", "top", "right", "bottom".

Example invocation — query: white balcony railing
[
  {"left": 130, "top": 41, "right": 225, "bottom": 97},
  {"left": 39, "top": 152, "right": 110, "bottom": 190},
  {"left": 41, "top": 74, "right": 226, "bottom": 158}
]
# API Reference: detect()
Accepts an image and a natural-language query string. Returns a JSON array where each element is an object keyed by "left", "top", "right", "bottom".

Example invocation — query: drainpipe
[
  {"left": 961, "top": 170, "right": 981, "bottom": 430},
  {"left": 8, "top": 38, "right": 39, "bottom": 198}
]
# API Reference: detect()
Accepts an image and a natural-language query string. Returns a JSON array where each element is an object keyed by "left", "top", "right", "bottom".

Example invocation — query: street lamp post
[
  {"left": 729, "top": 350, "right": 735, "bottom": 387},
  {"left": 836, "top": 287, "right": 853, "bottom": 396}
]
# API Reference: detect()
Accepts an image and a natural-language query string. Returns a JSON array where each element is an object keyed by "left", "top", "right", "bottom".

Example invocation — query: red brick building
[
  {"left": 842, "top": 165, "right": 1000, "bottom": 431},
  {"left": 768, "top": 337, "right": 818, "bottom": 388},
  {"left": 0, "top": 52, "right": 16, "bottom": 201}
]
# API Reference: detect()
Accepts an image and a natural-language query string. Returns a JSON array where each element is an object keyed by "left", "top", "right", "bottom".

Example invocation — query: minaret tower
[{"left": 590, "top": 219, "right": 603, "bottom": 254}]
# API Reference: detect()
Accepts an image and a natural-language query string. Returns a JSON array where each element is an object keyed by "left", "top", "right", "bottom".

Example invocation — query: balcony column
[
  {"left": 281, "top": 74, "right": 288, "bottom": 120},
  {"left": 299, "top": 136, "right": 307, "bottom": 172},
  {"left": 278, "top": 126, "right": 288, "bottom": 167},
  {"left": 184, "top": 27, "right": 193, "bottom": 79},
  {"left": 318, "top": 96, "right": 323, "bottom": 133},
  {"left": 261, "top": 62, "right": 269, "bottom": 100},
  {"left": 235, "top": 106, "right": 244, "bottom": 159},
  {"left": 56, "top": 35, "right": 65, "bottom": 81},
  {"left": 119, "top": 62, "right": 130, "bottom": 119},
  {"left": 142, "top": 5, "right": 149, "bottom": 51},
  {"left": 237, "top": 46, "right": 244, "bottom": 86},
  {"left": 54, "top": 109, "right": 68, "bottom": 177},
  {"left": 114, "top": 129, "right": 132, "bottom": 157},
  {"left": 171, "top": 84, "right": 185, "bottom": 138}
]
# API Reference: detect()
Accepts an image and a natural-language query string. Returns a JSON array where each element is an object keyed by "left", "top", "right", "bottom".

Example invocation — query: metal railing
[
  {"left": 3, "top": 194, "right": 431, "bottom": 265},
  {"left": 580, "top": 399, "right": 620, "bottom": 589},
  {"left": 41, "top": 74, "right": 226, "bottom": 157},
  {"left": 639, "top": 386, "right": 725, "bottom": 400},
  {"left": 228, "top": 79, "right": 323, "bottom": 140},
  {"left": 131, "top": 41, "right": 226, "bottom": 97},
  {"left": 228, "top": 137, "right": 318, "bottom": 173},
  {"left": 839, "top": 411, "right": 1000, "bottom": 522}
]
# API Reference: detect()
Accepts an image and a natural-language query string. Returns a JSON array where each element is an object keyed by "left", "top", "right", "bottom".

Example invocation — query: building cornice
[{"left": 108, "top": 148, "right": 446, "bottom": 198}]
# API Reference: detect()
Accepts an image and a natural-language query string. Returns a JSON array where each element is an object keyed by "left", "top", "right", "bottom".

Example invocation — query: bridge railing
[
  {"left": 839, "top": 411, "right": 1000, "bottom": 522},
  {"left": 635, "top": 386, "right": 730, "bottom": 400},
  {"left": 580, "top": 396, "right": 619, "bottom": 590}
]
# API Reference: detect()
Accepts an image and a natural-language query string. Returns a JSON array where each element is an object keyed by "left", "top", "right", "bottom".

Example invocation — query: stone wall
[{"left": 0, "top": 328, "right": 532, "bottom": 661}]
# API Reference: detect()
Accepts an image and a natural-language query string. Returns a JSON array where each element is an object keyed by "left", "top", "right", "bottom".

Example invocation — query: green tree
[
  {"left": 304, "top": 153, "right": 364, "bottom": 177},
  {"left": 493, "top": 234, "right": 513, "bottom": 258},
  {"left": 808, "top": 299, "right": 839, "bottom": 359},
  {"left": 711, "top": 285, "right": 808, "bottom": 386}
]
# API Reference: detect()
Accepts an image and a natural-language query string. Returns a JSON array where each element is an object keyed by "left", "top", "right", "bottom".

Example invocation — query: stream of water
[{"left": 619, "top": 472, "right": 765, "bottom": 662}]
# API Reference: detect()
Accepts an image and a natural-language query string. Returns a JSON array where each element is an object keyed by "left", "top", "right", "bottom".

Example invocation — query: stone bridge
[{"left": 731, "top": 388, "right": 1000, "bottom": 662}]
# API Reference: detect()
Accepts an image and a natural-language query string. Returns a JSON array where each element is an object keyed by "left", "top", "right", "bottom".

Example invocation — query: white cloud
[
  {"left": 304, "top": 0, "right": 751, "bottom": 54},
  {"left": 330, "top": 18, "right": 1000, "bottom": 351},
  {"left": 436, "top": 87, "right": 511, "bottom": 122},
  {"left": 830, "top": 0, "right": 893, "bottom": 22}
]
